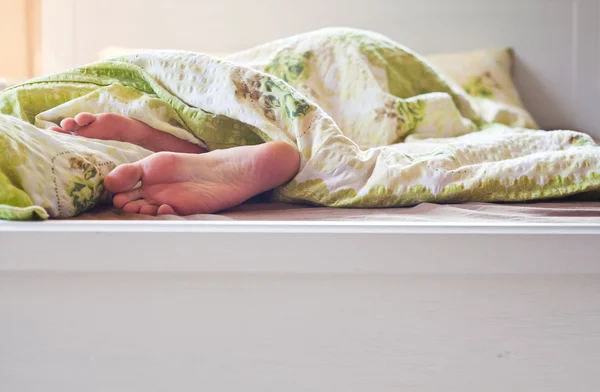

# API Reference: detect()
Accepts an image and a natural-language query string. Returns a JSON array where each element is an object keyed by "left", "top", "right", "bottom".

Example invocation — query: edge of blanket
[{"left": 0, "top": 204, "right": 49, "bottom": 221}]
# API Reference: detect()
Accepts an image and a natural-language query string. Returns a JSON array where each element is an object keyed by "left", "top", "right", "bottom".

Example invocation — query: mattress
[{"left": 70, "top": 201, "right": 600, "bottom": 223}]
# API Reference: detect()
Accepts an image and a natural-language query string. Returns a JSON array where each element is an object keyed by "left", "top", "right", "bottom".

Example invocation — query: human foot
[
  {"left": 49, "top": 112, "right": 206, "bottom": 154},
  {"left": 103, "top": 141, "right": 300, "bottom": 215}
]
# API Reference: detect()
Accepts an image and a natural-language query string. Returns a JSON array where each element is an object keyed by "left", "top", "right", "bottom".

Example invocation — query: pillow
[
  {"left": 96, "top": 46, "right": 538, "bottom": 128},
  {"left": 424, "top": 48, "right": 538, "bottom": 129}
]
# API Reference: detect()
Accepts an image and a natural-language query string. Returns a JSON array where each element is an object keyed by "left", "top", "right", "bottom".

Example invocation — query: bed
[{"left": 2, "top": 0, "right": 600, "bottom": 391}]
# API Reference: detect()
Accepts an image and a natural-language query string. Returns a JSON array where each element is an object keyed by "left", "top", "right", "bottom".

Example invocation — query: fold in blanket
[{"left": 1, "top": 28, "right": 599, "bottom": 220}]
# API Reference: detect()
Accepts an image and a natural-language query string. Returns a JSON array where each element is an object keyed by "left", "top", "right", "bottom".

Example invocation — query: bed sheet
[{"left": 69, "top": 201, "right": 600, "bottom": 223}]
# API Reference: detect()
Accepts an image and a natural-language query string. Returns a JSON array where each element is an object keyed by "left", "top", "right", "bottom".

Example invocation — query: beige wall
[{"left": 0, "top": 0, "right": 39, "bottom": 79}]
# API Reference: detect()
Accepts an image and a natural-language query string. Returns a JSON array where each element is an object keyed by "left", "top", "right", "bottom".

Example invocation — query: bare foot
[
  {"left": 103, "top": 141, "right": 300, "bottom": 216},
  {"left": 49, "top": 112, "right": 206, "bottom": 154}
]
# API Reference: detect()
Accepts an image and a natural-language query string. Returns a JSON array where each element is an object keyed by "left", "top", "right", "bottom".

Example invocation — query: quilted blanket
[{"left": 1, "top": 28, "right": 599, "bottom": 220}]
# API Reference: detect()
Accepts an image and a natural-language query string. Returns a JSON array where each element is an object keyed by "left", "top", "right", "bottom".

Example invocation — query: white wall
[
  {"left": 40, "top": 0, "right": 600, "bottom": 136},
  {"left": 0, "top": 0, "right": 29, "bottom": 78}
]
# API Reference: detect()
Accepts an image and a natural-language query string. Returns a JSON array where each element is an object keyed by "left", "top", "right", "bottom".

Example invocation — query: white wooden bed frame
[{"left": 2, "top": 0, "right": 600, "bottom": 391}]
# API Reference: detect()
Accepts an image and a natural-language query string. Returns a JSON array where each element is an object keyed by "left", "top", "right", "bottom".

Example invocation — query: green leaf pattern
[
  {"left": 463, "top": 72, "right": 498, "bottom": 98},
  {"left": 0, "top": 28, "right": 599, "bottom": 220}
]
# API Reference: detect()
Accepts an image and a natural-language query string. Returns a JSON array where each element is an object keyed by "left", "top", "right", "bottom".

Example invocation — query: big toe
[{"left": 104, "top": 162, "right": 144, "bottom": 193}]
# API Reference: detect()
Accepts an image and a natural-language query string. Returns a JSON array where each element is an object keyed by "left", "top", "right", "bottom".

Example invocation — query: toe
[
  {"left": 139, "top": 204, "right": 159, "bottom": 216},
  {"left": 48, "top": 126, "right": 70, "bottom": 134},
  {"left": 60, "top": 118, "right": 78, "bottom": 133},
  {"left": 74, "top": 112, "right": 97, "bottom": 127},
  {"left": 105, "top": 162, "right": 144, "bottom": 193},
  {"left": 122, "top": 199, "right": 150, "bottom": 214},
  {"left": 157, "top": 204, "right": 176, "bottom": 215},
  {"left": 113, "top": 188, "right": 144, "bottom": 209}
]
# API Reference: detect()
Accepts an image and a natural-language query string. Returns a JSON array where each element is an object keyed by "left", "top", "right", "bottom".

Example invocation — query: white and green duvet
[{"left": 1, "top": 28, "right": 599, "bottom": 220}]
